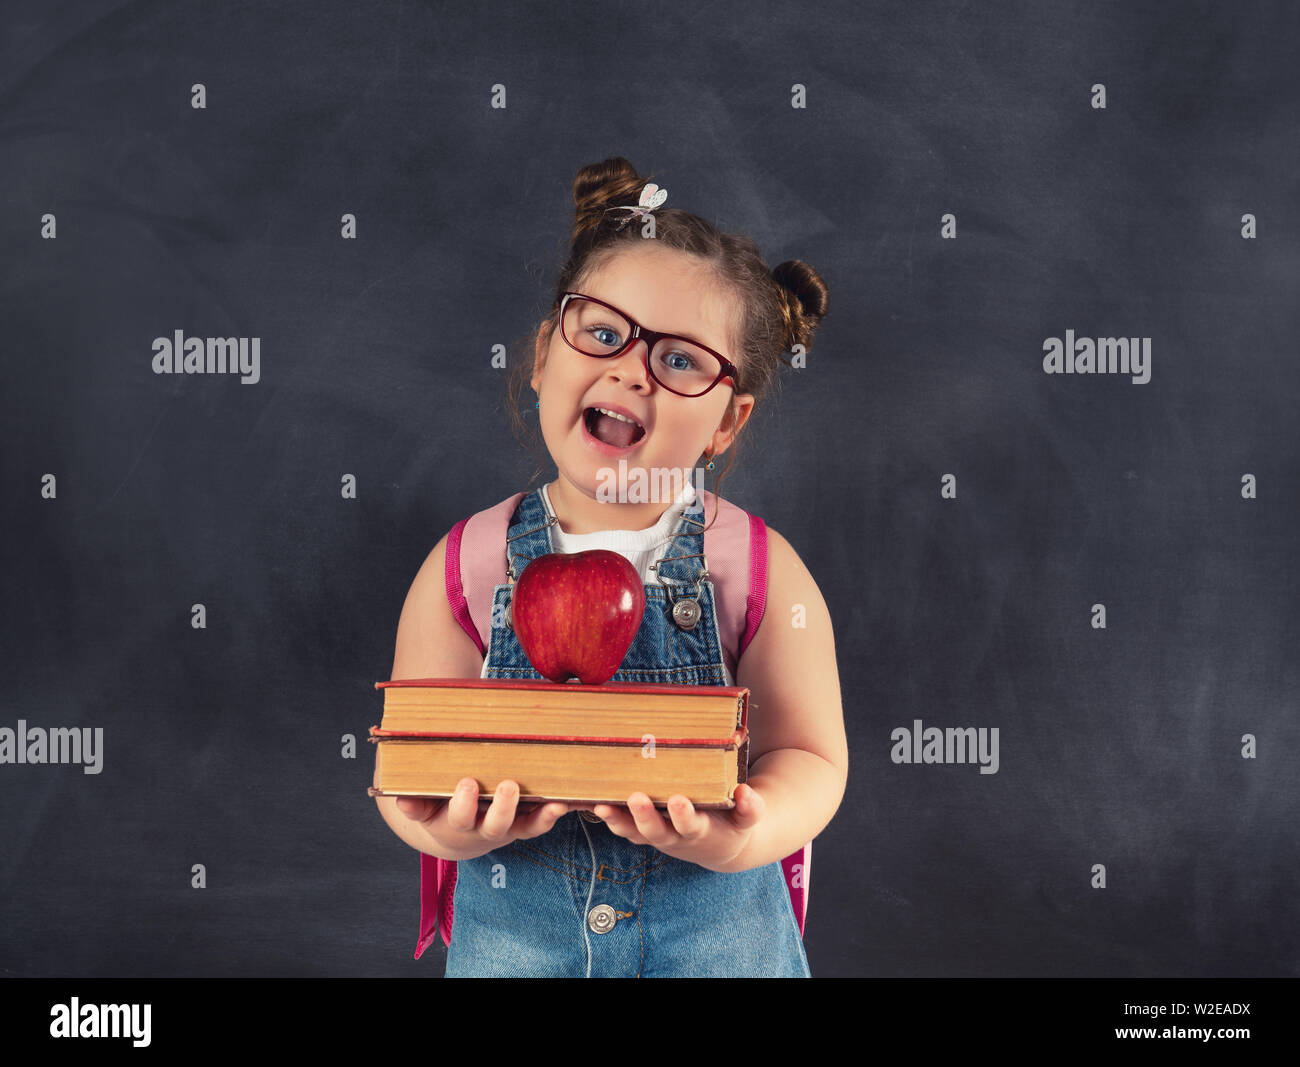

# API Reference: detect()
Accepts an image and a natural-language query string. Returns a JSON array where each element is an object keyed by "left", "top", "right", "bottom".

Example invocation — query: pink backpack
[{"left": 413, "top": 489, "right": 812, "bottom": 958}]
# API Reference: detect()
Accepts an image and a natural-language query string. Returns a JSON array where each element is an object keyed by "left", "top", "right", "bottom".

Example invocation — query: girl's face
[{"left": 530, "top": 242, "right": 755, "bottom": 510}]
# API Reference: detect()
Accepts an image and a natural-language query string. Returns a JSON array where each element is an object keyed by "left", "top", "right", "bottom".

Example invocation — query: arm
[
  {"left": 593, "top": 526, "right": 848, "bottom": 872},
  {"left": 373, "top": 532, "right": 572, "bottom": 859}
]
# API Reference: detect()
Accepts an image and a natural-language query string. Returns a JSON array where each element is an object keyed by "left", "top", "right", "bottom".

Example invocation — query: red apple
[{"left": 511, "top": 550, "right": 645, "bottom": 685}]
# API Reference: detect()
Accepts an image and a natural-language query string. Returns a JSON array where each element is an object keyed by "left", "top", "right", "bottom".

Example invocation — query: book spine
[
  {"left": 366, "top": 786, "right": 736, "bottom": 811},
  {"left": 369, "top": 727, "right": 744, "bottom": 747}
]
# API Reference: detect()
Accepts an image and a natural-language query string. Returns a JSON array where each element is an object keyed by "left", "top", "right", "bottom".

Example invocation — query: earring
[
  {"left": 705, "top": 453, "right": 716, "bottom": 471},
  {"left": 534, "top": 400, "right": 539, "bottom": 409}
]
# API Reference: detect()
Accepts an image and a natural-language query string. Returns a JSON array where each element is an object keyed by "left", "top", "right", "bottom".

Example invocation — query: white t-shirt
[
  {"left": 540, "top": 481, "right": 695, "bottom": 584},
  {"left": 481, "top": 481, "right": 733, "bottom": 683}
]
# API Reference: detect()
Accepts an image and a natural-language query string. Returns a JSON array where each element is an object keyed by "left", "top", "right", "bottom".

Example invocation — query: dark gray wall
[{"left": 3, "top": 0, "right": 1297, "bottom": 977}]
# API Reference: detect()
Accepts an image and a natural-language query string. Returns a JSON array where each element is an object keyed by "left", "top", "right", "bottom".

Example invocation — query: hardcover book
[{"left": 367, "top": 677, "right": 751, "bottom": 808}]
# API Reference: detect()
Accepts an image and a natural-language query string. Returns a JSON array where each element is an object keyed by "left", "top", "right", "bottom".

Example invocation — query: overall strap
[
  {"left": 505, "top": 488, "right": 559, "bottom": 578},
  {"left": 648, "top": 493, "right": 708, "bottom": 588}
]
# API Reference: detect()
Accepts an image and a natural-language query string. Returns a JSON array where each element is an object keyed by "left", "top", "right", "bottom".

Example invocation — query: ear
[
  {"left": 530, "top": 320, "right": 554, "bottom": 393},
  {"left": 708, "top": 392, "right": 756, "bottom": 457}
]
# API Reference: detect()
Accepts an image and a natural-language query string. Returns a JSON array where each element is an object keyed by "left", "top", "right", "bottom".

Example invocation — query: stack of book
[{"left": 367, "top": 677, "right": 750, "bottom": 808}]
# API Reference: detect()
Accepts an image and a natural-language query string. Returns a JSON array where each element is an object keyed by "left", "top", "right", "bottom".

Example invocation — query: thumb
[{"left": 729, "top": 784, "right": 765, "bottom": 829}]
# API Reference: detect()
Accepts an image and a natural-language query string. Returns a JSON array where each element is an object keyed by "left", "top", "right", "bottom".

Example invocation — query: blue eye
[
  {"left": 663, "top": 350, "right": 697, "bottom": 372},
  {"left": 589, "top": 326, "right": 622, "bottom": 348}
]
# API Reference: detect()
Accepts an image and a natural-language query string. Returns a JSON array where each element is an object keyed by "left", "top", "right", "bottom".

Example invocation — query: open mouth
[{"left": 583, "top": 406, "right": 646, "bottom": 449}]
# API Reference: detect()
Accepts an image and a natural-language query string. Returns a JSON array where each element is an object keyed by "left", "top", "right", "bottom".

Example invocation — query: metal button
[
  {"left": 672, "top": 598, "right": 701, "bottom": 630},
  {"left": 578, "top": 809, "right": 603, "bottom": 823},
  {"left": 587, "top": 904, "right": 617, "bottom": 934}
]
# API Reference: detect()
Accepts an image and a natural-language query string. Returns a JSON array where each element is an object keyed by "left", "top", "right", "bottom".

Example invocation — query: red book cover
[
  {"left": 367, "top": 724, "right": 749, "bottom": 748},
  {"left": 375, "top": 677, "right": 748, "bottom": 699}
]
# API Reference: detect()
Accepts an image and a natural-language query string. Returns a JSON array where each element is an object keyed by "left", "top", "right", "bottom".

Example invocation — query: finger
[
  {"left": 517, "top": 801, "right": 572, "bottom": 840},
  {"left": 664, "top": 794, "right": 709, "bottom": 840},
  {"left": 729, "top": 784, "right": 765, "bottom": 829},
  {"left": 625, "top": 793, "right": 675, "bottom": 847},
  {"left": 591, "top": 804, "right": 649, "bottom": 844},
  {"left": 444, "top": 778, "right": 482, "bottom": 833},
  {"left": 395, "top": 796, "right": 438, "bottom": 823},
  {"left": 478, "top": 780, "right": 521, "bottom": 841}
]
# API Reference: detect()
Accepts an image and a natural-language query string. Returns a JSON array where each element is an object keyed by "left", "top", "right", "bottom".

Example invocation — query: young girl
[{"left": 374, "top": 157, "right": 847, "bottom": 977}]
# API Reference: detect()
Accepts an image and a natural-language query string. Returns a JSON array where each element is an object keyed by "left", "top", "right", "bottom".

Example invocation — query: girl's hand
[
  {"left": 393, "top": 778, "right": 574, "bottom": 862},
  {"left": 591, "top": 784, "right": 764, "bottom": 873}
]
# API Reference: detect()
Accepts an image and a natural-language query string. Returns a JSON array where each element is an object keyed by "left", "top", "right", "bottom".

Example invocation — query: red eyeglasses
[{"left": 557, "top": 292, "right": 741, "bottom": 398}]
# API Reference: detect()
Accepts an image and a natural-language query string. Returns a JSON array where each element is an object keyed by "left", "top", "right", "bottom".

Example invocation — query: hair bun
[
  {"left": 771, "top": 260, "right": 829, "bottom": 351},
  {"left": 571, "top": 157, "right": 650, "bottom": 245}
]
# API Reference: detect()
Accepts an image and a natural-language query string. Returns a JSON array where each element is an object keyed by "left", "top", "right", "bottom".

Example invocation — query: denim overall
[{"left": 443, "top": 488, "right": 810, "bottom": 978}]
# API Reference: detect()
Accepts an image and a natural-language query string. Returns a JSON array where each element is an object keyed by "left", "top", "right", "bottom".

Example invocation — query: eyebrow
[{"left": 591, "top": 294, "right": 726, "bottom": 355}]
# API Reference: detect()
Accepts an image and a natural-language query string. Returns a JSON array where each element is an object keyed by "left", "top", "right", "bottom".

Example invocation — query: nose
[{"left": 606, "top": 338, "right": 653, "bottom": 391}]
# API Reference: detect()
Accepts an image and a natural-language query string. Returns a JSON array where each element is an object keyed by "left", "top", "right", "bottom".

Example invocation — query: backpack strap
[
  {"left": 735, "top": 512, "right": 811, "bottom": 937},
  {"left": 415, "top": 853, "right": 455, "bottom": 959},
  {"left": 783, "top": 843, "right": 812, "bottom": 936},
  {"left": 414, "top": 494, "right": 528, "bottom": 956},
  {"left": 738, "top": 512, "right": 768, "bottom": 656},
  {"left": 414, "top": 515, "right": 478, "bottom": 958},
  {"left": 444, "top": 516, "right": 484, "bottom": 657}
]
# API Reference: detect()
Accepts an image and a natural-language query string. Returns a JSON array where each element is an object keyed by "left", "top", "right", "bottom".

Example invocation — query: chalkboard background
[{"left": 3, "top": 0, "right": 1297, "bottom": 978}]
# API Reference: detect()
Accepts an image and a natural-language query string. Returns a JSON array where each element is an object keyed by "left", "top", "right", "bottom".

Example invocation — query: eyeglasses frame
[{"left": 556, "top": 291, "right": 742, "bottom": 398}]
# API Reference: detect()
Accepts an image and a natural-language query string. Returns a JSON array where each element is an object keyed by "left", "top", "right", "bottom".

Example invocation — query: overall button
[
  {"left": 672, "top": 598, "right": 701, "bottom": 629},
  {"left": 587, "top": 904, "right": 617, "bottom": 934}
]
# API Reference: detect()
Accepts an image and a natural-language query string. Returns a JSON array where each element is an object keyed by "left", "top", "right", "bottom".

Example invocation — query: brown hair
[{"left": 506, "top": 156, "right": 829, "bottom": 529}]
